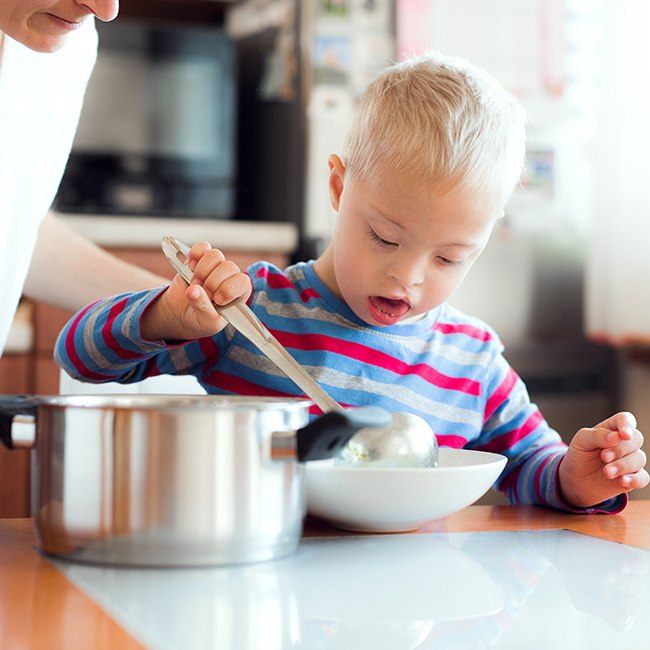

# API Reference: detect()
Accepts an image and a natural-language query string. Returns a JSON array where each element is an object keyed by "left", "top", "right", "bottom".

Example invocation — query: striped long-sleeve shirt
[{"left": 55, "top": 260, "right": 625, "bottom": 513}]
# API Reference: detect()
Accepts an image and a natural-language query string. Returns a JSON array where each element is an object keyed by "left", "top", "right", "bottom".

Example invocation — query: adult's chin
[
  {"left": 21, "top": 14, "right": 77, "bottom": 53},
  {"left": 7, "top": 27, "right": 69, "bottom": 53},
  {"left": 29, "top": 36, "right": 69, "bottom": 53}
]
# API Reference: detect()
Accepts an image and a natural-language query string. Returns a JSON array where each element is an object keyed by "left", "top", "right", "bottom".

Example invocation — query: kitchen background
[{"left": 2, "top": 0, "right": 649, "bottom": 510}]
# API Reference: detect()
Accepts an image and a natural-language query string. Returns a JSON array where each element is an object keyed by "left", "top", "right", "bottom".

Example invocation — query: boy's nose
[
  {"left": 389, "top": 263, "right": 425, "bottom": 290},
  {"left": 79, "top": 0, "right": 119, "bottom": 22}
]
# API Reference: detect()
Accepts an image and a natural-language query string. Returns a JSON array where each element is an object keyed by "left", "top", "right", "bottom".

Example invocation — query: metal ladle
[{"left": 161, "top": 236, "right": 438, "bottom": 468}]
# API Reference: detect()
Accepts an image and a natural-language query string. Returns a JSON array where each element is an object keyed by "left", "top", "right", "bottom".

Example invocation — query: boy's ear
[{"left": 328, "top": 154, "right": 346, "bottom": 211}]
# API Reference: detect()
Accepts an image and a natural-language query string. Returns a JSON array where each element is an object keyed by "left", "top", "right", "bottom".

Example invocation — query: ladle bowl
[{"left": 335, "top": 412, "right": 439, "bottom": 468}]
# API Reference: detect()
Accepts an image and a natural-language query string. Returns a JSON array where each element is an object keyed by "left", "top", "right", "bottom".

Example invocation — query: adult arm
[{"left": 23, "top": 213, "right": 166, "bottom": 311}]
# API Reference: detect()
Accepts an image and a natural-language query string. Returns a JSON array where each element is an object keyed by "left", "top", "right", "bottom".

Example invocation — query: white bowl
[{"left": 305, "top": 448, "right": 507, "bottom": 533}]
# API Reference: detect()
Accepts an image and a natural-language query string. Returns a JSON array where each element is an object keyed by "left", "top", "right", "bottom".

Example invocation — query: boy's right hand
[{"left": 141, "top": 241, "right": 253, "bottom": 342}]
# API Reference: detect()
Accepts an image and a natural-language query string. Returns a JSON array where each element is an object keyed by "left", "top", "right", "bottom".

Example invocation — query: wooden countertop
[
  {"left": 2, "top": 502, "right": 649, "bottom": 649},
  {"left": 0, "top": 519, "right": 143, "bottom": 650},
  {"left": 306, "top": 500, "right": 650, "bottom": 548}
]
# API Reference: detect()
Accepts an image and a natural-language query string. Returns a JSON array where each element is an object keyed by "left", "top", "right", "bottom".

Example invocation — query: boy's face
[{"left": 316, "top": 156, "right": 499, "bottom": 327}]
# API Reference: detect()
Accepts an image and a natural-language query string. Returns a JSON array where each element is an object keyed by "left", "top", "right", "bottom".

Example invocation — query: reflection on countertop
[
  {"left": 55, "top": 529, "right": 650, "bottom": 650},
  {"left": 53, "top": 211, "right": 299, "bottom": 253}
]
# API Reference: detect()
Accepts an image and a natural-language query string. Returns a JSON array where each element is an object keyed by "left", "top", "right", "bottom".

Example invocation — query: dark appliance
[{"left": 55, "top": 20, "right": 236, "bottom": 218}]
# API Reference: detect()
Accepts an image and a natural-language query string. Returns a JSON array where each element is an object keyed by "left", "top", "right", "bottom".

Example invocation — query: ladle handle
[{"left": 161, "top": 237, "right": 341, "bottom": 414}]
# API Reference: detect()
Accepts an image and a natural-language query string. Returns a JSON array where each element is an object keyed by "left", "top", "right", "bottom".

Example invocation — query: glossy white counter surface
[
  {"left": 54, "top": 212, "right": 299, "bottom": 253},
  {"left": 54, "top": 529, "right": 650, "bottom": 649}
]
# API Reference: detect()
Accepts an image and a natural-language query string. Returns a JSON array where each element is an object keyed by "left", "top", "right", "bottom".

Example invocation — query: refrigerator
[{"left": 227, "top": 0, "right": 396, "bottom": 257}]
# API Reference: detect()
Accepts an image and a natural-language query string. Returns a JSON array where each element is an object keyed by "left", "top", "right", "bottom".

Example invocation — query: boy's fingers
[
  {"left": 618, "top": 469, "right": 650, "bottom": 491},
  {"left": 573, "top": 426, "right": 626, "bottom": 452},
  {"left": 604, "top": 449, "right": 647, "bottom": 480},
  {"left": 186, "top": 285, "right": 221, "bottom": 328},
  {"left": 209, "top": 272, "right": 252, "bottom": 306},
  {"left": 202, "top": 260, "right": 243, "bottom": 300},
  {"left": 186, "top": 284, "right": 203, "bottom": 302},
  {"left": 594, "top": 411, "right": 637, "bottom": 435},
  {"left": 191, "top": 248, "right": 226, "bottom": 284},
  {"left": 600, "top": 429, "right": 645, "bottom": 463},
  {"left": 187, "top": 241, "right": 212, "bottom": 271}
]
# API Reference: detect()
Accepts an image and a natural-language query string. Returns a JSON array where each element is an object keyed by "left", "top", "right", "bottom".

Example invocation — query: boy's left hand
[{"left": 558, "top": 412, "right": 648, "bottom": 508}]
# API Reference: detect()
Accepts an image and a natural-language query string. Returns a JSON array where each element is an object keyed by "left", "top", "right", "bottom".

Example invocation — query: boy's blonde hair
[{"left": 344, "top": 52, "right": 526, "bottom": 210}]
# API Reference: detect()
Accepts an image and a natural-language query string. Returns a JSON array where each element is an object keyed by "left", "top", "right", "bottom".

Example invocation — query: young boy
[{"left": 56, "top": 53, "right": 647, "bottom": 512}]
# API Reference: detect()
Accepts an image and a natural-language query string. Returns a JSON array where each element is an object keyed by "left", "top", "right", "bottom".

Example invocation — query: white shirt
[{"left": 0, "top": 21, "right": 97, "bottom": 355}]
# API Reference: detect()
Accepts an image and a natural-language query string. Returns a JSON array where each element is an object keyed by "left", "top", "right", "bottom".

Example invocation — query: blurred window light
[{"left": 586, "top": 0, "right": 650, "bottom": 344}]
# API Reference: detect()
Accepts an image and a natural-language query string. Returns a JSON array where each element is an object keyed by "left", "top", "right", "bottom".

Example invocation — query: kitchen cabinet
[{"left": 0, "top": 356, "right": 32, "bottom": 517}]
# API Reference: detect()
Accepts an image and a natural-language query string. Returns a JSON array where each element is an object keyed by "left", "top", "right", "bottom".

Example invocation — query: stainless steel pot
[{"left": 0, "top": 394, "right": 387, "bottom": 567}]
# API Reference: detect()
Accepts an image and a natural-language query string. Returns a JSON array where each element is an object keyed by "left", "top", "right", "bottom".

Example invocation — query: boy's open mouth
[{"left": 368, "top": 296, "right": 411, "bottom": 325}]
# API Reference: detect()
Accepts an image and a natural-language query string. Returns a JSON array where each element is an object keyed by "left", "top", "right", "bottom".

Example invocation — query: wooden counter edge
[
  {"left": 304, "top": 501, "right": 650, "bottom": 550},
  {"left": 0, "top": 520, "right": 144, "bottom": 649}
]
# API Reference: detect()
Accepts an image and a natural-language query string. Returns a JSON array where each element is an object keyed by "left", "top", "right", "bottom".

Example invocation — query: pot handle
[
  {"left": 0, "top": 395, "right": 38, "bottom": 450},
  {"left": 288, "top": 407, "right": 390, "bottom": 462}
]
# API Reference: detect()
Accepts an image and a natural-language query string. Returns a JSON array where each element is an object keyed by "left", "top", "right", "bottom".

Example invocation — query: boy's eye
[
  {"left": 368, "top": 227, "right": 397, "bottom": 248},
  {"left": 437, "top": 256, "right": 463, "bottom": 267}
]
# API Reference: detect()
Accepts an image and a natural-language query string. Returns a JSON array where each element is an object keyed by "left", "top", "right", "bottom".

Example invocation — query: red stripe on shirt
[
  {"left": 198, "top": 335, "right": 220, "bottom": 360},
  {"left": 479, "top": 410, "right": 544, "bottom": 454},
  {"left": 500, "top": 462, "right": 524, "bottom": 503},
  {"left": 269, "top": 329, "right": 481, "bottom": 396},
  {"left": 484, "top": 367, "right": 518, "bottom": 423},
  {"left": 101, "top": 298, "right": 145, "bottom": 359},
  {"left": 65, "top": 302, "right": 118, "bottom": 381},
  {"left": 300, "top": 288, "right": 320, "bottom": 303},
  {"left": 197, "top": 336, "right": 221, "bottom": 378},
  {"left": 435, "top": 434, "right": 467, "bottom": 449},
  {"left": 204, "top": 370, "right": 299, "bottom": 399},
  {"left": 433, "top": 322, "right": 494, "bottom": 342},
  {"left": 256, "top": 267, "right": 295, "bottom": 290}
]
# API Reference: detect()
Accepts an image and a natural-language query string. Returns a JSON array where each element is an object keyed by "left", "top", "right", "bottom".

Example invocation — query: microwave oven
[{"left": 55, "top": 20, "right": 236, "bottom": 218}]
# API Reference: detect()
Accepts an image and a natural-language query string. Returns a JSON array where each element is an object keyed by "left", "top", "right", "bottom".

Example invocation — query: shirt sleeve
[
  {"left": 54, "top": 287, "right": 232, "bottom": 385},
  {"left": 468, "top": 349, "right": 626, "bottom": 514}
]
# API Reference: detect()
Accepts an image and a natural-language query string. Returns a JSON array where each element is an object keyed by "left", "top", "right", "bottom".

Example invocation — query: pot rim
[{"left": 33, "top": 394, "right": 314, "bottom": 411}]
